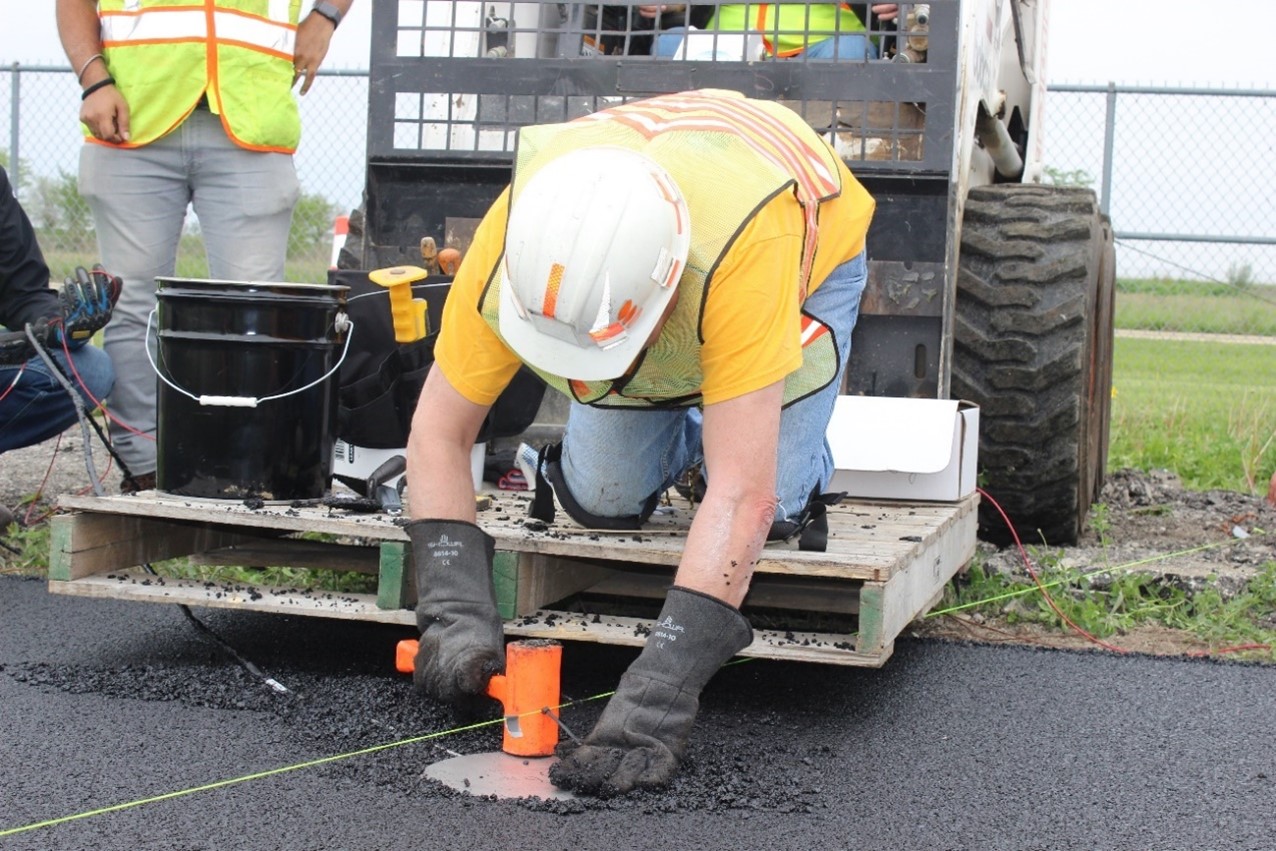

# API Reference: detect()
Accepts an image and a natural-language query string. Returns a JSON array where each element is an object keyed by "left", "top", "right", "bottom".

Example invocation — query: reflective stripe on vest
[
  {"left": 479, "top": 90, "right": 847, "bottom": 409},
  {"left": 592, "top": 91, "right": 839, "bottom": 297},
  {"left": 710, "top": 4, "right": 862, "bottom": 57},
  {"left": 94, "top": 0, "right": 300, "bottom": 150}
]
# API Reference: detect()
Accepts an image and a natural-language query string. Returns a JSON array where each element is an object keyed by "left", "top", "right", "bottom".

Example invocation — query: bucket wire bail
[{"left": 145, "top": 307, "right": 354, "bottom": 408}]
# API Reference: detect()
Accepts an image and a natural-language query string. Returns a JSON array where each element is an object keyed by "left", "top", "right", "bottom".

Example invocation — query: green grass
[
  {"left": 940, "top": 555, "right": 1276, "bottom": 662},
  {"left": 1109, "top": 336, "right": 1275, "bottom": 493},
  {"left": 1116, "top": 278, "right": 1276, "bottom": 336},
  {"left": 43, "top": 239, "right": 333, "bottom": 287}
]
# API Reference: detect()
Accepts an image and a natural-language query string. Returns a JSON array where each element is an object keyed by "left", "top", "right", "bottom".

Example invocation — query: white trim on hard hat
[{"left": 500, "top": 146, "right": 690, "bottom": 381}]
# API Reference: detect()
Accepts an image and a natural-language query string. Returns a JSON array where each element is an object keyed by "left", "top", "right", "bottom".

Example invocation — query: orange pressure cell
[
  {"left": 394, "top": 638, "right": 563, "bottom": 758},
  {"left": 485, "top": 639, "right": 563, "bottom": 757}
]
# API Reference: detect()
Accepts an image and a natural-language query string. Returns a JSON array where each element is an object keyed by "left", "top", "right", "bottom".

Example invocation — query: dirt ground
[{"left": 3, "top": 425, "right": 1274, "bottom": 657}]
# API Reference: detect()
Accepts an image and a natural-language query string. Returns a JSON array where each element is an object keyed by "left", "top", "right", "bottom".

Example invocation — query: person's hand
[
  {"left": 637, "top": 4, "right": 685, "bottom": 20},
  {"left": 871, "top": 4, "right": 900, "bottom": 22},
  {"left": 57, "top": 264, "right": 122, "bottom": 349},
  {"left": 406, "top": 519, "right": 506, "bottom": 712},
  {"left": 0, "top": 329, "right": 35, "bottom": 366},
  {"left": 293, "top": 11, "right": 339, "bottom": 95},
  {"left": 79, "top": 80, "right": 130, "bottom": 144}
]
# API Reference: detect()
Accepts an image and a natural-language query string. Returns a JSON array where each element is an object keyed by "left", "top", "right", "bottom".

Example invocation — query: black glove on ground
[
  {"left": 406, "top": 519, "right": 505, "bottom": 708},
  {"left": 549, "top": 586, "right": 753, "bottom": 796}
]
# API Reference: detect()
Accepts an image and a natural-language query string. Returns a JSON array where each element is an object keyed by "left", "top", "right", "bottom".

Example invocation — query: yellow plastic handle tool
[{"left": 368, "top": 265, "right": 430, "bottom": 343}]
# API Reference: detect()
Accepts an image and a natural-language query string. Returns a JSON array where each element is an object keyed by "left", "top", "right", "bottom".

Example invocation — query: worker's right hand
[
  {"left": 406, "top": 519, "right": 506, "bottom": 711},
  {"left": 79, "top": 81, "right": 130, "bottom": 144},
  {"left": 0, "top": 329, "right": 35, "bottom": 366}
]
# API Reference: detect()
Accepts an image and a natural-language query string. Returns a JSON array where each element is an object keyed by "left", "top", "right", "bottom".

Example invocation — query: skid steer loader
[{"left": 335, "top": 0, "right": 1115, "bottom": 546}]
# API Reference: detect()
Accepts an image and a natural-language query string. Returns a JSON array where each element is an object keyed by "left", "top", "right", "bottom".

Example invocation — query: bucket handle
[{"left": 145, "top": 308, "right": 354, "bottom": 408}]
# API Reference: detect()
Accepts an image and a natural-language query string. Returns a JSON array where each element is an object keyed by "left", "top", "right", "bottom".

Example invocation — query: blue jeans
[
  {"left": 78, "top": 108, "right": 300, "bottom": 474},
  {"left": 654, "top": 28, "right": 878, "bottom": 60},
  {"left": 0, "top": 344, "right": 114, "bottom": 454},
  {"left": 556, "top": 251, "right": 867, "bottom": 526}
]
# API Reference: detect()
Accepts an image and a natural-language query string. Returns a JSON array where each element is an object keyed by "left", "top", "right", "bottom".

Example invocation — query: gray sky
[{"left": 3, "top": 1, "right": 1274, "bottom": 86}]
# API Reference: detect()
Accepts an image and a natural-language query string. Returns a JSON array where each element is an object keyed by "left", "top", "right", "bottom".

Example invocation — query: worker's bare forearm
[
  {"left": 405, "top": 364, "right": 491, "bottom": 523},
  {"left": 56, "top": 0, "right": 105, "bottom": 78},
  {"left": 673, "top": 381, "right": 783, "bottom": 608},
  {"left": 675, "top": 488, "right": 774, "bottom": 608}
]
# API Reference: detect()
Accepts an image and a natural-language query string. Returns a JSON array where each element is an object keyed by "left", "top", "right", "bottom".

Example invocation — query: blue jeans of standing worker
[
  {"left": 78, "top": 108, "right": 300, "bottom": 476},
  {"left": 653, "top": 28, "right": 878, "bottom": 60},
  {"left": 555, "top": 250, "right": 867, "bottom": 529},
  {"left": 0, "top": 344, "right": 114, "bottom": 454}
]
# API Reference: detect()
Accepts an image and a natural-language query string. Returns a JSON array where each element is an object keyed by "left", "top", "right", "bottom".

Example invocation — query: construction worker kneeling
[{"left": 401, "top": 89, "right": 875, "bottom": 796}]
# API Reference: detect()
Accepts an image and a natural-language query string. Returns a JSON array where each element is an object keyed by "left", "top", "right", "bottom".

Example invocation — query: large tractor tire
[{"left": 953, "top": 184, "right": 1115, "bottom": 546}]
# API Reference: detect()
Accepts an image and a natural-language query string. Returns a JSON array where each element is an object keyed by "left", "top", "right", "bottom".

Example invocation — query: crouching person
[{"left": 403, "top": 89, "right": 875, "bottom": 795}]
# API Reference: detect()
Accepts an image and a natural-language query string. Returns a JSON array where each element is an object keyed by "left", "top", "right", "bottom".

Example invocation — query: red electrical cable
[{"left": 979, "top": 487, "right": 1272, "bottom": 659}]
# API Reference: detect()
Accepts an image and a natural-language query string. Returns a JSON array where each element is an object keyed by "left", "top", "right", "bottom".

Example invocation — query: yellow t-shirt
[{"left": 434, "top": 170, "right": 871, "bottom": 409}]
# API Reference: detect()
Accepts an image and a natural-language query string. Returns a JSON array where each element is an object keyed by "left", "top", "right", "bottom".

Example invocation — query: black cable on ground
[{"left": 25, "top": 325, "right": 291, "bottom": 696}]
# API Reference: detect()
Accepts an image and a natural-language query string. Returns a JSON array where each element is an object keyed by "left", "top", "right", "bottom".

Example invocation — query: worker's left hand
[
  {"left": 57, "top": 264, "right": 122, "bottom": 349},
  {"left": 293, "top": 11, "right": 338, "bottom": 95},
  {"left": 549, "top": 670, "right": 691, "bottom": 796}
]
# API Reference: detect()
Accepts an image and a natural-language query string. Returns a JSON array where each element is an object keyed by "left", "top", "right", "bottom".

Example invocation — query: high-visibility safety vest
[
  {"left": 478, "top": 90, "right": 863, "bottom": 410},
  {"left": 91, "top": 0, "right": 302, "bottom": 151},
  {"left": 710, "top": 4, "right": 864, "bottom": 57}
]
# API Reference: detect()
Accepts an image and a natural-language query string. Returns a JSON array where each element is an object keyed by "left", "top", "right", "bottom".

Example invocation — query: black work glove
[
  {"left": 406, "top": 519, "right": 506, "bottom": 709},
  {"left": 549, "top": 587, "right": 753, "bottom": 796},
  {"left": 56, "top": 264, "right": 122, "bottom": 349},
  {"left": 0, "top": 328, "right": 35, "bottom": 366}
]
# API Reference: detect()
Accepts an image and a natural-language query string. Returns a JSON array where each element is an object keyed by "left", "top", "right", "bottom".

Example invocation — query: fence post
[
  {"left": 8, "top": 62, "right": 19, "bottom": 194},
  {"left": 1100, "top": 80, "right": 1116, "bottom": 217}
]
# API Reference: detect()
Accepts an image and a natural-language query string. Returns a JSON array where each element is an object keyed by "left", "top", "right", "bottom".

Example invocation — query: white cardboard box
[{"left": 826, "top": 396, "right": 980, "bottom": 502}]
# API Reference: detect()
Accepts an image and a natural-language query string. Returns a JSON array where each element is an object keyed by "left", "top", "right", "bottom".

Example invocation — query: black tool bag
[{"left": 329, "top": 269, "right": 546, "bottom": 449}]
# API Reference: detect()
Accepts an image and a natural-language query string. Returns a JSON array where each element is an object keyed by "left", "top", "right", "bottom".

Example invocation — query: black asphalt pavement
[{"left": 2, "top": 574, "right": 1274, "bottom": 850}]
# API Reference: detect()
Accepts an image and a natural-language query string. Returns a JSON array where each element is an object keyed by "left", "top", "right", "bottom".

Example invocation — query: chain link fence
[
  {"left": 1047, "top": 83, "right": 1276, "bottom": 339},
  {"left": 4, "top": 65, "right": 1276, "bottom": 337}
]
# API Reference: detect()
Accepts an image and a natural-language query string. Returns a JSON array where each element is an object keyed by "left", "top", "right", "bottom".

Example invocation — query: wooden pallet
[{"left": 50, "top": 489, "right": 977, "bottom": 666}]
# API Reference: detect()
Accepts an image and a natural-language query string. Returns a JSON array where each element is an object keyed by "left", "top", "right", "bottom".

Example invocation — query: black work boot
[
  {"left": 406, "top": 519, "right": 506, "bottom": 709},
  {"left": 550, "top": 586, "right": 753, "bottom": 796}
]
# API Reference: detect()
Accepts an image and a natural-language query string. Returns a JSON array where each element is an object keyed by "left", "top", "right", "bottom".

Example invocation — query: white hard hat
[{"left": 500, "top": 146, "right": 690, "bottom": 381}]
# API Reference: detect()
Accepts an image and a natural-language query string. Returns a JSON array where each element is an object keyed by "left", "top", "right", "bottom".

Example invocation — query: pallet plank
[{"left": 51, "top": 490, "right": 977, "bottom": 666}]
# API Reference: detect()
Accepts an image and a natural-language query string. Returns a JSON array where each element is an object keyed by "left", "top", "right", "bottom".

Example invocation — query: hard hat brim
[{"left": 498, "top": 278, "right": 675, "bottom": 382}]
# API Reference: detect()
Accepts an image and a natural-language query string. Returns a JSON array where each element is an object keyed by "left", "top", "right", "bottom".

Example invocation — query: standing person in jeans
[
  {"left": 0, "top": 165, "right": 117, "bottom": 525},
  {"left": 55, "top": 0, "right": 354, "bottom": 492},
  {"left": 401, "top": 89, "right": 875, "bottom": 796},
  {"left": 643, "top": 3, "right": 899, "bottom": 60}
]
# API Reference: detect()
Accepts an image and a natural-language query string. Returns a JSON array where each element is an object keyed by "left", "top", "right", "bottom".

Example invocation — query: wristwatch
[{"left": 311, "top": 1, "right": 342, "bottom": 28}]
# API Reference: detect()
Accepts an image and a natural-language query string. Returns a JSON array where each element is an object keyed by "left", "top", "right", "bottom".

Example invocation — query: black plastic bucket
[{"left": 154, "top": 278, "right": 350, "bottom": 501}]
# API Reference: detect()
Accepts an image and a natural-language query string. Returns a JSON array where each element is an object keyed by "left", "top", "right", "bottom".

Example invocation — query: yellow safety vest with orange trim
[
  {"left": 89, "top": 0, "right": 301, "bottom": 151},
  {"left": 477, "top": 89, "right": 872, "bottom": 409},
  {"left": 710, "top": 4, "right": 864, "bottom": 57}
]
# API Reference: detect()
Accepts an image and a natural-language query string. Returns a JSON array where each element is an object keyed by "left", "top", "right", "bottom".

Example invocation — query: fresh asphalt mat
[{"left": 2, "top": 574, "right": 1273, "bottom": 850}]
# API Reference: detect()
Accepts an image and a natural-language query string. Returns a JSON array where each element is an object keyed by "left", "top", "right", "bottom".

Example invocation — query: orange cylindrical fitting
[
  {"left": 486, "top": 639, "right": 562, "bottom": 758},
  {"left": 395, "top": 638, "right": 562, "bottom": 758},
  {"left": 395, "top": 638, "right": 419, "bottom": 674}
]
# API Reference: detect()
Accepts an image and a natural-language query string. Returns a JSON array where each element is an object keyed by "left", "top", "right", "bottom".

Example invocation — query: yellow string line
[
  {"left": 0, "top": 696, "right": 617, "bottom": 839},
  {"left": 0, "top": 537, "right": 1249, "bottom": 837}
]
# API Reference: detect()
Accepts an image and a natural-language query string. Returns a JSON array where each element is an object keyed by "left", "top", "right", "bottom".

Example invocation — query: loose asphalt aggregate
[{"left": 2, "top": 574, "right": 1274, "bottom": 850}]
